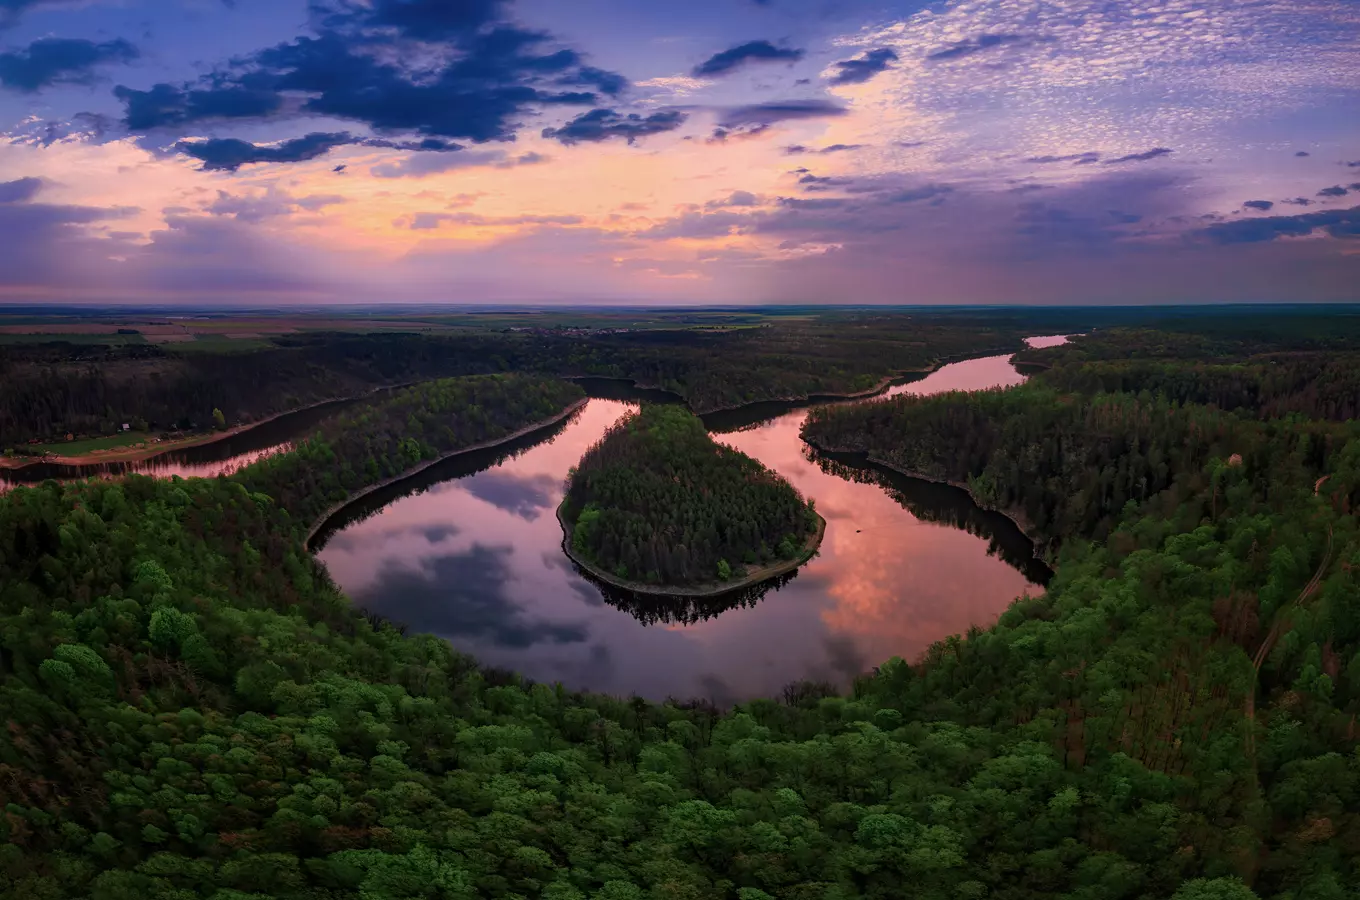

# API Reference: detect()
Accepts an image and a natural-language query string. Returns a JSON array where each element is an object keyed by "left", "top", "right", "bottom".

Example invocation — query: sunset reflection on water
[{"left": 316, "top": 340, "right": 1062, "bottom": 702}]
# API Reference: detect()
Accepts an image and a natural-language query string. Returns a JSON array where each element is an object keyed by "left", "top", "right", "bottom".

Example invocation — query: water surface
[{"left": 317, "top": 338, "right": 1066, "bottom": 702}]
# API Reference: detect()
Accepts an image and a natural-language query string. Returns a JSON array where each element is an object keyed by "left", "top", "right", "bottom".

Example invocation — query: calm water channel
[{"left": 316, "top": 336, "right": 1068, "bottom": 703}]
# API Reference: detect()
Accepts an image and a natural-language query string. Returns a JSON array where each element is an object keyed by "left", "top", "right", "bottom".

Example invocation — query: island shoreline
[
  {"left": 305, "top": 397, "right": 588, "bottom": 549},
  {"left": 556, "top": 500, "right": 827, "bottom": 598},
  {"left": 800, "top": 436, "right": 1051, "bottom": 564}
]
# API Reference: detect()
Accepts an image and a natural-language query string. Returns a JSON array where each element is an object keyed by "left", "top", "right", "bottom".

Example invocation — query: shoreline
[
  {"left": 801, "top": 436, "right": 1051, "bottom": 564},
  {"left": 556, "top": 500, "right": 827, "bottom": 597},
  {"left": 0, "top": 383, "right": 410, "bottom": 472},
  {"left": 684, "top": 344, "right": 1025, "bottom": 416},
  {"left": 305, "top": 397, "right": 588, "bottom": 549}
]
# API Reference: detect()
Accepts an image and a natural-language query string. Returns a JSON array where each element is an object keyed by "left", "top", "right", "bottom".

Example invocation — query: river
[
  {"left": 2, "top": 337, "right": 1065, "bottom": 701},
  {"left": 315, "top": 336, "right": 1068, "bottom": 703}
]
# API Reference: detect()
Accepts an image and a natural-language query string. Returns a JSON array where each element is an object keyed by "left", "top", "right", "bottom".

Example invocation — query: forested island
[
  {"left": 3, "top": 310, "right": 1360, "bottom": 898},
  {"left": 560, "top": 405, "right": 822, "bottom": 591}
]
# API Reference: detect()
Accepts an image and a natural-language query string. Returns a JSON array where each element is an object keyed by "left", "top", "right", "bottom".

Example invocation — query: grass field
[{"left": 28, "top": 432, "right": 150, "bottom": 455}]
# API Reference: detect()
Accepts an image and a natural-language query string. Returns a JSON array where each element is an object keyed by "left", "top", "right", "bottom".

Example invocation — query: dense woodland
[
  {"left": 234, "top": 375, "right": 585, "bottom": 537},
  {"left": 0, "top": 316, "right": 1025, "bottom": 446},
  {"left": 2, "top": 317, "right": 1360, "bottom": 897},
  {"left": 563, "top": 405, "right": 818, "bottom": 587}
]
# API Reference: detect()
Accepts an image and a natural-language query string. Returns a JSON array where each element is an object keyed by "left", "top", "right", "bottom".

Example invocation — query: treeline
[
  {"left": 234, "top": 374, "right": 584, "bottom": 535},
  {"left": 803, "top": 385, "right": 1284, "bottom": 551},
  {"left": 563, "top": 405, "right": 818, "bottom": 586},
  {"left": 1017, "top": 329, "right": 1360, "bottom": 422},
  {"left": 0, "top": 317, "right": 1024, "bottom": 445}
]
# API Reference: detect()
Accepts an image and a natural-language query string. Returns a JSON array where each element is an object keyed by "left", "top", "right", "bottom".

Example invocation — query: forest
[
  {"left": 562, "top": 405, "right": 819, "bottom": 587},
  {"left": 0, "top": 314, "right": 1027, "bottom": 448},
  {"left": 232, "top": 374, "right": 585, "bottom": 539},
  {"left": 2, "top": 316, "right": 1360, "bottom": 898}
]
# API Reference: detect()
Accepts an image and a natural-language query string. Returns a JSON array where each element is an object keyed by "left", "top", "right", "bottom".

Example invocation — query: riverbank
[
  {"left": 801, "top": 435, "right": 1051, "bottom": 563},
  {"left": 305, "top": 397, "right": 588, "bottom": 549},
  {"left": 556, "top": 501, "right": 826, "bottom": 597},
  {"left": 0, "top": 384, "right": 409, "bottom": 472}
]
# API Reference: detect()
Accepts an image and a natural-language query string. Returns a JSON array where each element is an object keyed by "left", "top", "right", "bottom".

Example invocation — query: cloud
[
  {"left": 205, "top": 186, "right": 345, "bottom": 222},
  {"left": 1027, "top": 152, "right": 1101, "bottom": 165},
  {"left": 1318, "top": 185, "right": 1349, "bottom": 198},
  {"left": 827, "top": 48, "right": 898, "bottom": 86},
  {"left": 717, "top": 100, "right": 847, "bottom": 129},
  {"left": 926, "top": 33, "right": 1026, "bottom": 62},
  {"left": 0, "top": 37, "right": 138, "bottom": 92},
  {"left": 400, "top": 211, "right": 584, "bottom": 230},
  {"left": 784, "top": 143, "right": 863, "bottom": 155},
  {"left": 706, "top": 190, "right": 760, "bottom": 209},
  {"left": 112, "top": 4, "right": 625, "bottom": 154},
  {"left": 1198, "top": 205, "right": 1360, "bottom": 243},
  {"left": 174, "top": 132, "right": 355, "bottom": 171},
  {"left": 692, "top": 40, "right": 804, "bottom": 77},
  {"left": 1295, "top": 151, "right": 1311, "bottom": 157},
  {"left": 1104, "top": 147, "right": 1174, "bottom": 165},
  {"left": 1242, "top": 200, "right": 1273, "bottom": 211},
  {"left": 1284, "top": 197, "right": 1313, "bottom": 206},
  {"left": 541, "top": 108, "right": 686, "bottom": 145},
  {"left": 370, "top": 148, "right": 544, "bottom": 178},
  {"left": 0, "top": 0, "right": 68, "bottom": 28},
  {"left": 0, "top": 176, "right": 42, "bottom": 203}
]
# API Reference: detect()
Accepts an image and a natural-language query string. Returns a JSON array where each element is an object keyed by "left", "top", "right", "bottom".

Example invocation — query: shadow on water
[
  {"left": 565, "top": 376, "right": 686, "bottom": 406},
  {"left": 308, "top": 409, "right": 582, "bottom": 551},
  {"left": 574, "top": 563, "right": 803, "bottom": 627},
  {"left": 808, "top": 446, "right": 1052, "bottom": 586}
]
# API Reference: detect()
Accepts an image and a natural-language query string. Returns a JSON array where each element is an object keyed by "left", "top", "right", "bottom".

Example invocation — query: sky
[{"left": 0, "top": 0, "right": 1357, "bottom": 306}]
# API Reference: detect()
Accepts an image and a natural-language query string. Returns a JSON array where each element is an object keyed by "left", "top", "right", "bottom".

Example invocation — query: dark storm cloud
[
  {"left": 541, "top": 108, "right": 686, "bottom": 145},
  {"left": 113, "top": 5, "right": 625, "bottom": 152},
  {"left": 116, "top": 83, "right": 282, "bottom": 130},
  {"left": 718, "top": 100, "right": 847, "bottom": 129},
  {"left": 354, "top": 547, "right": 589, "bottom": 649},
  {"left": 175, "top": 132, "right": 356, "bottom": 171},
  {"left": 692, "top": 40, "right": 804, "bottom": 77},
  {"left": 1027, "top": 151, "right": 1101, "bottom": 165},
  {"left": 1199, "top": 205, "right": 1360, "bottom": 243},
  {"left": 926, "top": 33, "right": 1026, "bottom": 61},
  {"left": 0, "top": 37, "right": 138, "bottom": 92},
  {"left": 827, "top": 48, "right": 898, "bottom": 85},
  {"left": 1104, "top": 147, "right": 1173, "bottom": 165},
  {"left": 1243, "top": 200, "right": 1273, "bottom": 211},
  {"left": 1318, "top": 185, "right": 1349, "bottom": 198}
]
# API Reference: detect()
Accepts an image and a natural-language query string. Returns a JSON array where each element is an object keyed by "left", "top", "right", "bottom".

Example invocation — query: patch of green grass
[{"left": 31, "top": 432, "right": 151, "bottom": 455}]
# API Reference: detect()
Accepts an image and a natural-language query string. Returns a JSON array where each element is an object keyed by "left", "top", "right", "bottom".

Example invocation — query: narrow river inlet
[{"left": 316, "top": 337, "right": 1067, "bottom": 703}]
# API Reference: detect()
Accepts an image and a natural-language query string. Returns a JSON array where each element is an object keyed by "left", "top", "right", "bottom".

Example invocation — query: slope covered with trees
[
  {"left": 235, "top": 374, "right": 585, "bottom": 536},
  {"left": 562, "top": 405, "right": 820, "bottom": 587},
  {"left": 4, "top": 325, "right": 1360, "bottom": 898}
]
